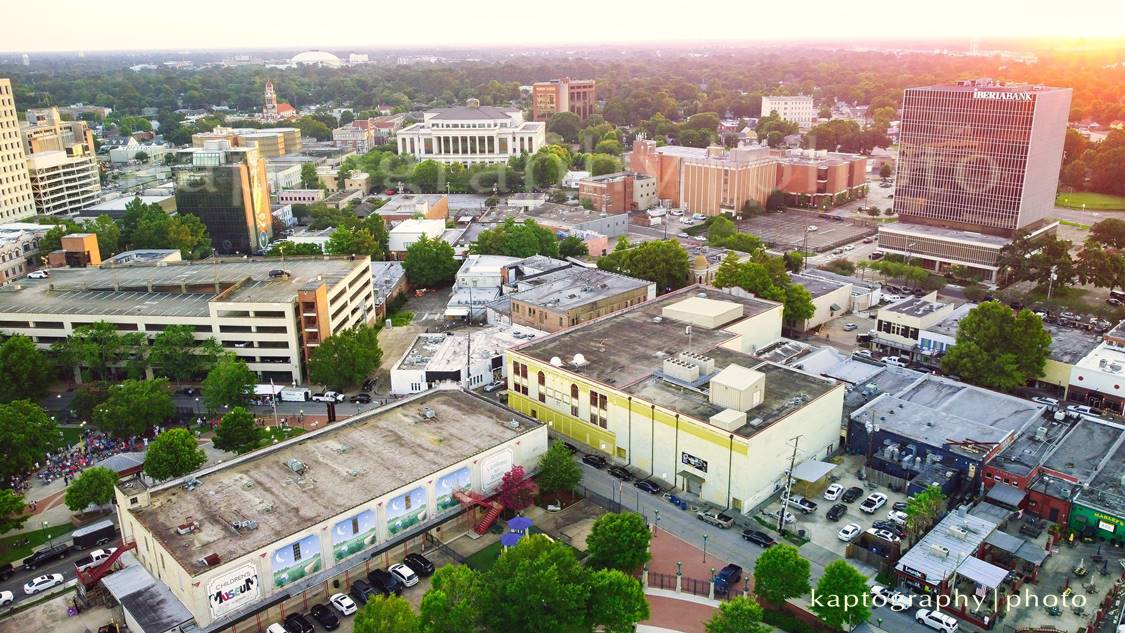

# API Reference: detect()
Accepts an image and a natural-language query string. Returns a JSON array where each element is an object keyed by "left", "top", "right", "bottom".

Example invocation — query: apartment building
[
  {"left": 0, "top": 256, "right": 375, "bottom": 383},
  {"left": 396, "top": 100, "right": 545, "bottom": 165},
  {"left": 0, "top": 79, "right": 36, "bottom": 221},
  {"left": 172, "top": 143, "right": 273, "bottom": 254},
  {"left": 531, "top": 77, "right": 597, "bottom": 122},
  {"left": 25, "top": 149, "right": 102, "bottom": 215},
  {"left": 761, "top": 95, "right": 816, "bottom": 130}
]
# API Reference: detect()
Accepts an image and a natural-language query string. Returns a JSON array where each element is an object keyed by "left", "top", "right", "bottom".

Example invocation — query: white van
[
  {"left": 916, "top": 609, "right": 959, "bottom": 633},
  {"left": 280, "top": 387, "right": 311, "bottom": 402}
]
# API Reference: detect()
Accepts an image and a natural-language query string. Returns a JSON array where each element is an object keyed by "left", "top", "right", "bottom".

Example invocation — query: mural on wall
[
  {"left": 331, "top": 509, "right": 377, "bottom": 562},
  {"left": 207, "top": 563, "right": 260, "bottom": 619},
  {"left": 435, "top": 466, "right": 471, "bottom": 512},
  {"left": 481, "top": 449, "right": 513, "bottom": 492},
  {"left": 386, "top": 486, "right": 427, "bottom": 537},
  {"left": 271, "top": 533, "right": 322, "bottom": 589}
]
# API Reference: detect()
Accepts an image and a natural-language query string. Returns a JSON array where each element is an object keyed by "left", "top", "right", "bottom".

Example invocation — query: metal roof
[
  {"left": 896, "top": 508, "right": 998, "bottom": 586},
  {"left": 956, "top": 556, "right": 1009, "bottom": 589},
  {"left": 101, "top": 552, "right": 194, "bottom": 633},
  {"left": 984, "top": 483, "right": 1027, "bottom": 509},
  {"left": 791, "top": 459, "right": 836, "bottom": 483}
]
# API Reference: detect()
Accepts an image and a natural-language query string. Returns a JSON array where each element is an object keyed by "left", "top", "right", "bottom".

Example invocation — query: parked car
[
  {"left": 266, "top": 624, "right": 287, "bottom": 633},
  {"left": 0, "top": 590, "right": 12, "bottom": 607},
  {"left": 348, "top": 393, "right": 372, "bottom": 404},
  {"left": 872, "top": 520, "right": 907, "bottom": 538},
  {"left": 859, "top": 493, "right": 888, "bottom": 514},
  {"left": 177, "top": 386, "right": 198, "bottom": 396},
  {"left": 23, "top": 573, "right": 64, "bottom": 595},
  {"left": 862, "top": 237, "right": 874, "bottom": 243},
  {"left": 309, "top": 603, "right": 340, "bottom": 630},
  {"left": 403, "top": 553, "right": 435, "bottom": 577},
  {"left": 360, "top": 378, "right": 376, "bottom": 392},
  {"left": 842, "top": 486, "right": 864, "bottom": 503},
  {"left": 807, "top": 225, "right": 818, "bottom": 232},
  {"left": 0, "top": 563, "right": 12, "bottom": 582},
  {"left": 837, "top": 523, "right": 862, "bottom": 542},
  {"left": 916, "top": 609, "right": 960, "bottom": 633},
  {"left": 329, "top": 592, "right": 358, "bottom": 615},
  {"left": 823, "top": 483, "right": 844, "bottom": 501},
  {"left": 23, "top": 543, "right": 69, "bottom": 570},
  {"left": 1108, "top": 298, "right": 1122, "bottom": 306},
  {"left": 268, "top": 269, "right": 290, "bottom": 279},
  {"left": 1067, "top": 404, "right": 1103, "bottom": 416},
  {"left": 634, "top": 480, "right": 662, "bottom": 494},
  {"left": 560, "top": 442, "right": 579, "bottom": 454},
  {"left": 608, "top": 466, "right": 633, "bottom": 481},
  {"left": 714, "top": 564, "right": 742, "bottom": 591},
  {"left": 581, "top": 454, "right": 608, "bottom": 468},
  {"left": 697, "top": 510, "right": 734, "bottom": 529},
  {"left": 887, "top": 510, "right": 909, "bottom": 525},
  {"left": 867, "top": 527, "right": 902, "bottom": 543},
  {"left": 785, "top": 495, "right": 818, "bottom": 514},
  {"left": 27, "top": 270, "right": 49, "bottom": 279},
  {"left": 764, "top": 508, "right": 796, "bottom": 524},
  {"left": 74, "top": 547, "right": 117, "bottom": 572},
  {"left": 311, "top": 391, "right": 345, "bottom": 402},
  {"left": 388, "top": 563, "right": 419, "bottom": 588},
  {"left": 842, "top": 323, "right": 858, "bottom": 332},
  {"left": 892, "top": 501, "right": 909, "bottom": 512},
  {"left": 826, "top": 503, "right": 848, "bottom": 521},
  {"left": 871, "top": 584, "right": 912, "bottom": 611},
  {"left": 349, "top": 580, "right": 377, "bottom": 605},
  {"left": 282, "top": 613, "right": 315, "bottom": 633},
  {"left": 692, "top": 213, "right": 707, "bottom": 221},
  {"left": 483, "top": 381, "right": 505, "bottom": 393},
  {"left": 669, "top": 209, "right": 684, "bottom": 216},
  {"left": 1031, "top": 396, "right": 1060, "bottom": 407},
  {"left": 367, "top": 569, "right": 404, "bottom": 596},
  {"left": 853, "top": 350, "right": 874, "bottom": 360},
  {"left": 741, "top": 529, "right": 777, "bottom": 548},
  {"left": 883, "top": 357, "right": 909, "bottom": 368}
]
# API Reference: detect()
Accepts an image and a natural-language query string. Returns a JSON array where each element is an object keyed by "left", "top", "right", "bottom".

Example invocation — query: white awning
[
  {"left": 791, "top": 459, "right": 836, "bottom": 483},
  {"left": 956, "top": 556, "right": 1009, "bottom": 589},
  {"left": 254, "top": 384, "right": 283, "bottom": 396},
  {"left": 444, "top": 307, "right": 470, "bottom": 317}
]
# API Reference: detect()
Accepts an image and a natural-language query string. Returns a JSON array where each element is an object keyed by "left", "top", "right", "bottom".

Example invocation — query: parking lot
[{"left": 739, "top": 210, "right": 874, "bottom": 253}]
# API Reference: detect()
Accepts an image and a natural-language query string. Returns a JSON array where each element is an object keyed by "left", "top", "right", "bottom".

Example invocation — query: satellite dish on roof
[
  {"left": 572, "top": 354, "right": 588, "bottom": 367},
  {"left": 550, "top": 356, "right": 563, "bottom": 367}
]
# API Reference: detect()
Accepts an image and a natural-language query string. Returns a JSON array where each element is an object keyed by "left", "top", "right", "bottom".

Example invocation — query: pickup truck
[
  {"left": 75, "top": 548, "right": 117, "bottom": 572},
  {"left": 311, "top": 391, "right": 345, "bottom": 403},
  {"left": 786, "top": 495, "right": 818, "bottom": 514},
  {"left": 696, "top": 510, "right": 734, "bottom": 529}
]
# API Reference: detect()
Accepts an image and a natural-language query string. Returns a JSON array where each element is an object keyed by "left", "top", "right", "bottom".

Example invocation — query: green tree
[
  {"left": 714, "top": 253, "right": 745, "bottom": 288},
  {"left": 527, "top": 151, "right": 566, "bottom": 188},
  {"left": 166, "top": 213, "right": 213, "bottom": 259},
  {"left": 588, "top": 153, "right": 622, "bottom": 177},
  {"left": 93, "top": 378, "right": 174, "bottom": 438},
  {"left": 585, "top": 512, "right": 651, "bottom": 572},
  {"left": 418, "top": 565, "right": 481, "bottom": 633},
  {"left": 54, "top": 321, "right": 145, "bottom": 381},
  {"left": 308, "top": 324, "right": 383, "bottom": 390},
  {"left": 0, "top": 335, "right": 52, "bottom": 402},
  {"left": 941, "top": 301, "right": 1052, "bottom": 391},
  {"left": 354, "top": 594, "right": 419, "bottom": 633},
  {"left": 708, "top": 216, "right": 737, "bottom": 244},
  {"left": 752, "top": 544, "right": 810, "bottom": 606},
  {"left": 134, "top": 150, "right": 150, "bottom": 163},
  {"left": 0, "top": 489, "right": 27, "bottom": 534},
  {"left": 213, "top": 406, "right": 259, "bottom": 454},
  {"left": 783, "top": 283, "right": 816, "bottom": 325},
  {"left": 411, "top": 160, "right": 445, "bottom": 193},
  {"left": 294, "top": 116, "right": 333, "bottom": 142},
  {"left": 300, "top": 163, "right": 320, "bottom": 189},
  {"left": 783, "top": 251, "right": 803, "bottom": 273},
  {"left": 706, "top": 595, "right": 769, "bottom": 633},
  {"left": 722, "top": 233, "right": 764, "bottom": 254},
  {"left": 476, "top": 535, "right": 590, "bottom": 633},
  {"left": 879, "top": 163, "right": 892, "bottom": 179},
  {"left": 89, "top": 214, "right": 122, "bottom": 256},
  {"left": 1090, "top": 218, "right": 1125, "bottom": 249},
  {"left": 267, "top": 241, "right": 323, "bottom": 256},
  {"left": 546, "top": 112, "right": 583, "bottom": 143},
  {"left": 472, "top": 219, "right": 559, "bottom": 258},
  {"left": 64, "top": 466, "right": 118, "bottom": 512},
  {"left": 403, "top": 235, "right": 460, "bottom": 288},
  {"left": 594, "top": 139, "right": 622, "bottom": 155},
  {"left": 904, "top": 483, "right": 946, "bottom": 536},
  {"left": 811, "top": 560, "right": 871, "bottom": 630},
  {"left": 325, "top": 226, "right": 381, "bottom": 258},
  {"left": 558, "top": 235, "right": 589, "bottom": 259},
  {"left": 598, "top": 239, "right": 690, "bottom": 291},
  {"left": 149, "top": 325, "right": 222, "bottom": 386},
  {"left": 202, "top": 355, "right": 256, "bottom": 411},
  {"left": 143, "top": 428, "right": 206, "bottom": 481},
  {"left": 536, "top": 441, "right": 582, "bottom": 497},
  {"left": 586, "top": 569, "right": 650, "bottom": 633}
]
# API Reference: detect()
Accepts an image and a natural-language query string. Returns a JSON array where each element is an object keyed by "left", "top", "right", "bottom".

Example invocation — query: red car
[{"left": 385, "top": 188, "right": 397, "bottom": 195}]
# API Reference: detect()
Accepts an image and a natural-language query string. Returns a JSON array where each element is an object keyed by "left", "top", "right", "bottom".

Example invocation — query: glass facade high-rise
[
  {"left": 893, "top": 80, "right": 1072, "bottom": 236},
  {"left": 173, "top": 144, "right": 273, "bottom": 254}
]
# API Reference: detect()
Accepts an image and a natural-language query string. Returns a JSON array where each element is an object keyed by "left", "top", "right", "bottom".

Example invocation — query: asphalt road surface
[{"left": 0, "top": 536, "right": 99, "bottom": 608}]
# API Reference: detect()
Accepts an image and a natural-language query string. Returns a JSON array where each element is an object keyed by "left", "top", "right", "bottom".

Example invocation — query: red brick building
[{"left": 531, "top": 78, "right": 596, "bottom": 122}]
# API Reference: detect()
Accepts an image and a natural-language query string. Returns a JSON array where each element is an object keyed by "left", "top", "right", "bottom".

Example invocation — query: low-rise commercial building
[
  {"left": 265, "top": 162, "right": 303, "bottom": 193},
  {"left": 396, "top": 100, "right": 546, "bottom": 165},
  {"left": 388, "top": 219, "right": 446, "bottom": 258},
  {"left": 871, "top": 294, "right": 956, "bottom": 358},
  {"left": 276, "top": 189, "right": 324, "bottom": 205},
  {"left": 374, "top": 194, "right": 450, "bottom": 224},
  {"left": 506, "top": 285, "right": 845, "bottom": 513},
  {"left": 577, "top": 172, "right": 656, "bottom": 213},
  {"left": 0, "top": 257, "right": 375, "bottom": 382},
  {"left": 323, "top": 189, "right": 362, "bottom": 210},
  {"left": 391, "top": 324, "right": 545, "bottom": 394},
  {"left": 107, "top": 137, "right": 173, "bottom": 164},
  {"left": 510, "top": 267, "right": 654, "bottom": 333},
  {"left": 1067, "top": 322, "right": 1125, "bottom": 414},
  {"left": 371, "top": 261, "right": 407, "bottom": 321},
  {"left": 877, "top": 222, "right": 1059, "bottom": 284},
  {"left": 77, "top": 194, "right": 177, "bottom": 220},
  {"left": 479, "top": 202, "right": 629, "bottom": 239},
  {"left": 114, "top": 389, "right": 547, "bottom": 631}
]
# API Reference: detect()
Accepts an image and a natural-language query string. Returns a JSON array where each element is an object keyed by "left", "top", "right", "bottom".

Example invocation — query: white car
[
  {"left": 669, "top": 209, "right": 684, "bottom": 216},
  {"left": 871, "top": 584, "right": 912, "bottom": 611},
  {"left": 824, "top": 483, "right": 844, "bottom": 501},
  {"left": 807, "top": 225, "right": 818, "bottom": 232},
  {"left": 867, "top": 527, "right": 902, "bottom": 543},
  {"left": 692, "top": 213, "right": 706, "bottom": 221},
  {"left": 860, "top": 492, "right": 888, "bottom": 514},
  {"left": 75, "top": 547, "right": 117, "bottom": 572},
  {"left": 27, "top": 270, "right": 49, "bottom": 279},
  {"left": 916, "top": 609, "right": 959, "bottom": 633},
  {"left": 837, "top": 523, "right": 862, "bottom": 542},
  {"left": 0, "top": 590, "right": 13, "bottom": 607},
  {"left": 266, "top": 625, "right": 287, "bottom": 633},
  {"left": 329, "top": 592, "right": 357, "bottom": 615},
  {"left": 388, "top": 563, "right": 419, "bottom": 587},
  {"left": 883, "top": 357, "right": 909, "bottom": 368},
  {"left": 764, "top": 508, "right": 796, "bottom": 524},
  {"left": 23, "top": 573, "right": 64, "bottom": 595},
  {"left": 844, "top": 245, "right": 855, "bottom": 251},
  {"left": 887, "top": 510, "right": 909, "bottom": 525}
]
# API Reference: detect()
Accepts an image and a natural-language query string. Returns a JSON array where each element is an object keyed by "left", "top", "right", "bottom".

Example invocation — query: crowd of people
[{"left": 33, "top": 429, "right": 143, "bottom": 486}]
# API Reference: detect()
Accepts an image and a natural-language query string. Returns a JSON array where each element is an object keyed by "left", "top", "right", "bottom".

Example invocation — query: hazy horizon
[{"left": 2, "top": 0, "right": 1123, "bottom": 54}]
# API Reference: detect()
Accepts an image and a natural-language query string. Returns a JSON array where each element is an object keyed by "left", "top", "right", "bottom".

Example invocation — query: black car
[
  {"left": 872, "top": 520, "right": 906, "bottom": 538},
  {"left": 634, "top": 480, "right": 661, "bottom": 494},
  {"left": 404, "top": 552, "right": 435, "bottom": 577},
  {"left": 349, "top": 579, "right": 377, "bottom": 605},
  {"left": 741, "top": 529, "right": 777, "bottom": 548},
  {"left": 309, "top": 604, "right": 339, "bottom": 630},
  {"left": 283, "top": 613, "right": 315, "bottom": 633},
  {"left": 581, "top": 454, "right": 607, "bottom": 468},
  {"left": 561, "top": 442, "right": 579, "bottom": 454},
  {"left": 608, "top": 466, "right": 633, "bottom": 481},
  {"left": 348, "top": 393, "right": 372, "bottom": 404},
  {"left": 367, "top": 568, "right": 404, "bottom": 596},
  {"left": 841, "top": 486, "right": 864, "bottom": 503},
  {"left": 826, "top": 503, "right": 847, "bottom": 521},
  {"left": 0, "top": 562, "right": 12, "bottom": 581},
  {"left": 361, "top": 378, "right": 376, "bottom": 392},
  {"left": 892, "top": 501, "right": 909, "bottom": 512}
]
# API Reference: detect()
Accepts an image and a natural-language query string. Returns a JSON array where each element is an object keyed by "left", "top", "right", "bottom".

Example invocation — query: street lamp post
[
  {"left": 654, "top": 509, "right": 660, "bottom": 537},
  {"left": 702, "top": 533, "right": 709, "bottom": 563}
]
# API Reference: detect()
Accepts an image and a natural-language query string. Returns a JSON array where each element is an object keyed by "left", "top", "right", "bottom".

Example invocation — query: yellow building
[{"left": 505, "top": 285, "right": 845, "bottom": 513}]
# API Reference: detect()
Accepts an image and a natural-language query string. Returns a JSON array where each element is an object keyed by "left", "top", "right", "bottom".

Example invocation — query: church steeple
[{"left": 263, "top": 80, "right": 278, "bottom": 121}]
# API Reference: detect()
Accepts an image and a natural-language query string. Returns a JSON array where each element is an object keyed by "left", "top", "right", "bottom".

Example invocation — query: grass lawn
[
  {"left": 58, "top": 426, "right": 84, "bottom": 446},
  {"left": 0, "top": 524, "right": 76, "bottom": 565},
  {"left": 388, "top": 311, "right": 414, "bottom": 327},
  {"left": 258, "top": 425, "right": 306, "bottom": 448},
  {"left": 1056, "top": 192, "right": 1125, "bottom": 211},
  {"left": 465, "top": 527, "right": 585, "bottom": 572},
  {"left": 1058, "top": 219, "right": 1090, "bottom": 230}
]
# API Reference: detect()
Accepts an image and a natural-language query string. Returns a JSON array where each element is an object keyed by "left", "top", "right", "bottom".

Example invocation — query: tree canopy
[
  {"left": 941, "top": 301, "right": 1052, "bottom": 391},
  {"left": 202, "top": 355, "right": 257, "bottom": 411},
  {"left": 354, "top": 595, "right": 418, "bottom": 633},
  {"left": 143, "top": 428, "right": 206, "bottom": 481},
  {"left": 64, "top": 466, "right": 118, "bottom": 512},
  {"left": 752, "top": 543, "right": 810, "bottom": 606},
  {"left": 706, "top": 595, "right": 769, "bottom": 633},
  {"left": 536, "top": 441, "right": 582, "bottom": 497},
  {"left": 811, "top": 560, "right": 871, "bottom": 630},
  {"left": 308, "top": 324, "right": 383, "bottom": 390},
  {"left": 472, "top": 218, "right": 559, "bottom": 258},
  {"left": 0, "top": 335, "right": 52, "bottom": 403},
  {"left": 403, "top": 235, "right": 460, "bottom": 288},
  {"left": 597, "top": 239, "right": 690, "bottom": 292},
  {"left": 0, "top": 490, "right": 28, "bottom": 535},
  {"left": 0, "top": 400, "right": 60, "bottom": 482},
  {"left": 213, "top": 406, "right": 259, "bottom": 454},
  {"left": 585, "top": 512, "right": 652, "bottom": 572},
  {"left": 93, "top": 378, "right": 174, "bottom": 438},
  {"left": 149, "top": 325, "right": 222, "bottom": 385}
]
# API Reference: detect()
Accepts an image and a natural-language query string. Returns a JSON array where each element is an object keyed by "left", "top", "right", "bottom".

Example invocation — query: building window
[
  {"left": 537, "top": 371, "right": 546, "bottom": 403},
  {"left": 570, "top": 384, "right": 579, "bottom": 416}
]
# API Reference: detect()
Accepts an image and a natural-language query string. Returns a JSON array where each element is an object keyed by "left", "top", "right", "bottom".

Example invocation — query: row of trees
[
  {"left": 1060, "top": 128, "right": 1125, "bottom": 197},
  {"left": 38, "top": 199, "right": 213, "bottom": 262},
  {"left": 713, "top": 252, "right": 816, "bottom": 325}
]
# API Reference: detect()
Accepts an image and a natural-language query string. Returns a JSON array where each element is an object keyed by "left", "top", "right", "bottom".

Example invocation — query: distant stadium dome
[{"left": 290, "top": 51, "right": 341, "bottom": 68}]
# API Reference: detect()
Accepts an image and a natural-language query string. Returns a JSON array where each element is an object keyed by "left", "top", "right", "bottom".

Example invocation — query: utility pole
[{"left": 777, "top": 435, "right": 803, "bottom": 533}]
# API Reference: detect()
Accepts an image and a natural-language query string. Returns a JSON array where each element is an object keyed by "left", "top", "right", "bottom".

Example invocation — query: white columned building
[{"left": 397, "top": 99, "right": 546, "bottom": 165}]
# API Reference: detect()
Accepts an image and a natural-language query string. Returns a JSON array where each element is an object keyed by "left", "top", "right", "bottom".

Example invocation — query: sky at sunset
[{"left": 2, "top": 0, "right": 1123, "bottom": 53}]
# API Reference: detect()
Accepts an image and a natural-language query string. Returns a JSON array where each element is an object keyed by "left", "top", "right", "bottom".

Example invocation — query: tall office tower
[
  {"left": 19, "top": 105, "right": 102, "bottom": 216},
  {"left": 172, "top": 142, "right": 273, "bottom": 254},
  {"left": 877, "top": 79, "right": 1072, "bottom": 282},
  {"left": 0, "top": 79, "right": 36, "bottom": 221}
]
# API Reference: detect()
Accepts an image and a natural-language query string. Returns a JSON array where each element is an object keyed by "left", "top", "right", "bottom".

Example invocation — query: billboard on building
[
  {"left": 271, "top": 533, "right": 322, "bottom": 588},
  {"left": 207, "top": 563, "right": 260, "bottom": 619},
  {"left": 332, "top": 509, "right": 377, "bottom": 562},
  {"left": 481, "top": 449, "right": 513, "bottom": 492},
  {"left": 387, "top": 486, "right": 427, "bottom": 537},
  {"left": 435, "top": 466, "right": 471, "bottom": 512}
]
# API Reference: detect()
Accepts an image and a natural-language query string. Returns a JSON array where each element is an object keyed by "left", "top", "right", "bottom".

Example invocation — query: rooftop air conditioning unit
[
  {"left": 286, "top": 459, "right": 306, "bottom": 474},
  {"left": 929, "top": 544, "right": 950, "bottom": 558},
  {"left": 947, "top": 525, "right": 969, "bottom": 539},
  {"left": 1034, "top": 426, "right": 1048, "bottom": 441}
]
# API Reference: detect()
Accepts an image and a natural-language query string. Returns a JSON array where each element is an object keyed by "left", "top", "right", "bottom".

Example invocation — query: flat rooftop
[
  {"left": 1044, "top": 322, "right": 1104, "bottom": 365},
  {"left": 852, "top": 374, "right": 1044, "bottom": 458},
  {"left": 1078, "top": 437, "right": 1125, "bottom": 516},
  {"left": 0, "top": 257, "right": 366, "bottom": 317},
  {"left": 379, "top": 194, "right": 447, "bottom": 213},
  {"left": 484, "top": 202, "right": 620, "bottom": 229},
  {"left": 926, "top": 303, "right": 976, "bottom": 337},
  {"left": 82, "top": 195, "right": 173, "bottom": 212},
  {"left": 788, "top": 272, "right": 844, "bottom": 299},
  {"left": 1042, "top": 417, "right": 1125, "bottom": 482},
  {"left": 127, "top": 390, "right": 540, "bottom": 572},
  {"left": 879, "top": 223, "right": 1013, "bottom": 248},
  {"left": 397, "top": 325, "right": 544, "bottom": 371},
  {"left": 513, "top": 268, "right": 650, "bottom": 311},
  {"left": 886, "top": 296, "right": 948, "bottom": 317},
  {"left": 1073, "top": 341, "right": 1125, "bottom": 373}
]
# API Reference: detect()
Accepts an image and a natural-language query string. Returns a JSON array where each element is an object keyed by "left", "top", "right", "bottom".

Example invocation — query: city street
[{"left": 0, "top": 538, "right": 89, "bottom": 609}]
